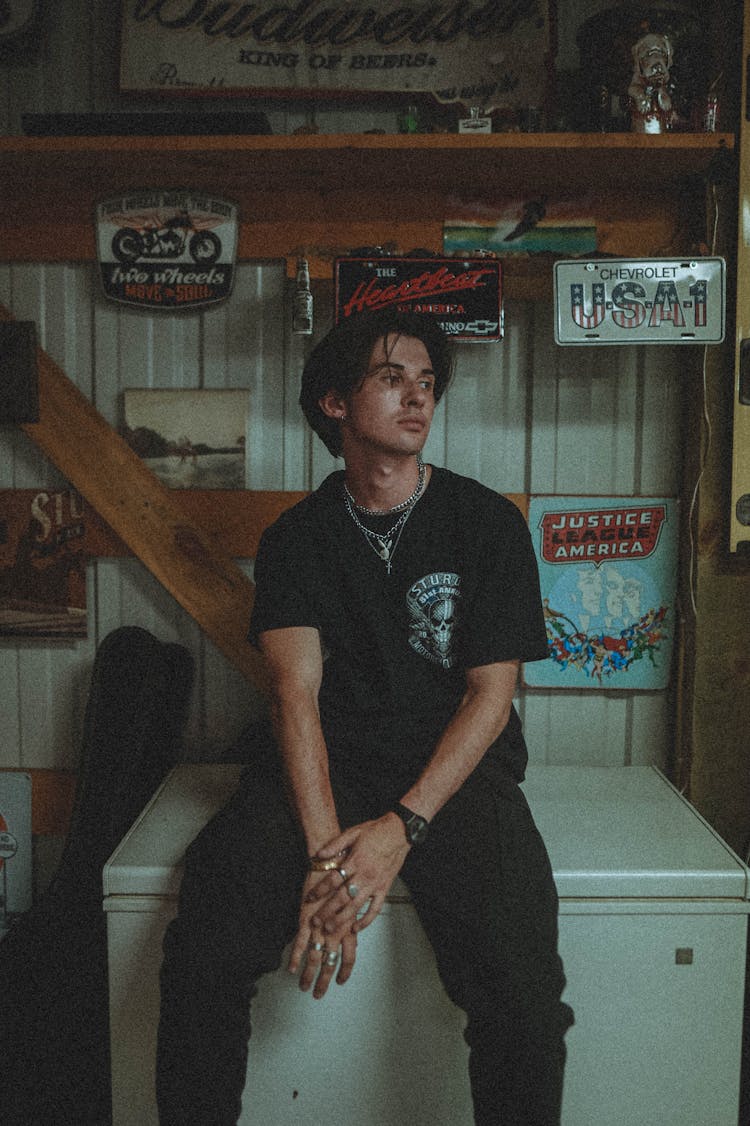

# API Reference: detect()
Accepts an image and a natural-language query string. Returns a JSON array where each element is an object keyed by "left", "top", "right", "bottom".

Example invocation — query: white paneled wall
[
  {"left": 0, "top": 258, "right": 682, "bottom": 773},
  {"left": 1, "top": 0, "right": 684, "bottom": 793}
]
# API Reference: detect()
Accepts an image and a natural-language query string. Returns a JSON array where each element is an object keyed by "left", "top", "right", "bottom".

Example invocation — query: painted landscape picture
[
  {"left": 121, "top": 389, "right": 249, "bottom": 489},
  {"left": 443, "top": 193, "right": 596, "bottom": 257}
]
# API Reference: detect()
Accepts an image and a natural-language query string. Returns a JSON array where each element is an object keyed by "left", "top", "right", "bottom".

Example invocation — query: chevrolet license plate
[{"left": 554, "top": 257, "right": 725, "bottom": 345}]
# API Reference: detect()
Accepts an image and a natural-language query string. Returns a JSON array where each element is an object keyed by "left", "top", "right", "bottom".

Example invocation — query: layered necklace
[{"left": 343, "top": 456, "right": 426, "bottom": 574}]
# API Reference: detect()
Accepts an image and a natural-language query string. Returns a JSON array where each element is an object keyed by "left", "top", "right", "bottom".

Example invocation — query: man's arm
[
  {"left": 311, "top": 659, "right": 520, "bottom": 935},
  {"left": 259, "top": 626, "right": 355, "bottom": 998},
  {"left": 399, "top": 658, "right": 519, "bottom": 821},
  {"left": 260, "top": 625, "right": 339, "bottom": 854}
]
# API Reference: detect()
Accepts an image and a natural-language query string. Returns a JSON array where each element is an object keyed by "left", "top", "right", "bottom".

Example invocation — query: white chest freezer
[{"left": 103, "top": 764, "right": 750, "bottom": 1126}]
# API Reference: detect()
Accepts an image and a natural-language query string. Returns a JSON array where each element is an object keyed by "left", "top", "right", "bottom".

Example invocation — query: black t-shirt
[{"left": 248, "top": 467, "right": 548, "bottom": 788}]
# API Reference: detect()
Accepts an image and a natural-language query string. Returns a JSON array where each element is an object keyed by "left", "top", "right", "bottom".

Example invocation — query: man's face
[
  {"left": 341, "top": 332, "right": 437, "bottom": 458},
  {"left": 636, "top": 35, "right": 670, "bottom": 83}
]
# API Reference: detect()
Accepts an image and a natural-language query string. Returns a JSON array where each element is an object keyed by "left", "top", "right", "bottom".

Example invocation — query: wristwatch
[{"left": 393, "top": 802, "right": 429, "bottom": 845}]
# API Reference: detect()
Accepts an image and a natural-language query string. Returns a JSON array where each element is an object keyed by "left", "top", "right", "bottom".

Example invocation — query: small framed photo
[{"left": 121, "top": 389, "right": 250, "bottom": 489}]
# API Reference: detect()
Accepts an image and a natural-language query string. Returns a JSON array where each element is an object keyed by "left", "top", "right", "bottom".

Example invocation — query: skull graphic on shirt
[{"left": 406, "top": 572, "right": 462, "bottom": 668}]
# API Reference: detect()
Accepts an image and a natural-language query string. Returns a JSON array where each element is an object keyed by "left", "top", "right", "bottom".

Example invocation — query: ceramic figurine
[{"left": 627, "top": 32, "right": 677, "bottom": 133}]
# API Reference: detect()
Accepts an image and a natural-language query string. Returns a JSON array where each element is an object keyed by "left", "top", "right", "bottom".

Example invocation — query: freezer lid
[
  {"left": 104, "top": 762, "right": 750, "bottom": 904},
  {"left": 103, "top": 763, "right": 244, "bottom": 898},
  {"left": 522, "top": 765, "right": 750, "bottom": 901}
]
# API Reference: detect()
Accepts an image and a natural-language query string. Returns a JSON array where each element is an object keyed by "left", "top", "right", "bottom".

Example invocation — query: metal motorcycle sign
[{"left": 95, "top": 190, "right": 239, "bottom": 310}]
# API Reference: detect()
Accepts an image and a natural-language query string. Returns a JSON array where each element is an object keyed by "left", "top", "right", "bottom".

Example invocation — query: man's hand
[
  {"left": 307, "top": 814, "right": 411, "bottom": 939},
  {"left": 288, "top": 871, "right": 358, "bottom": 1000}
]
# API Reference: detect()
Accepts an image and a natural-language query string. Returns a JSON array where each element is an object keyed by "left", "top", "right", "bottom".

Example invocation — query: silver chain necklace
[
  {"left": 344, "top": 455, "right": 426, "bottom": 517},
  {"left": 343, "top": 463, "right": 426, "bottom": 574}
]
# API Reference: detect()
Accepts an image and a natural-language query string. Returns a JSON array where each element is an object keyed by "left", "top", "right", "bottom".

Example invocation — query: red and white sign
[
  {"left": 335, "top": 256, "right": 503, "bottom": 341},
  {"left": 538, "top": 504, "right": 667, "bottom": 567}
]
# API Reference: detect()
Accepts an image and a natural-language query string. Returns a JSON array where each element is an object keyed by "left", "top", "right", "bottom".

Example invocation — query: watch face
[
  {"left": 395, "top": 803, "right": 428, "bottom": 845},
  {"left": 408, "top": 815, "right": 428, "bottom": 844}
]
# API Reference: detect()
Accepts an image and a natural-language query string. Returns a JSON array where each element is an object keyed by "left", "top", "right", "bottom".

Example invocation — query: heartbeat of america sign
[{"left": 119, "top": 0, "right": 550, "bottom": 109}]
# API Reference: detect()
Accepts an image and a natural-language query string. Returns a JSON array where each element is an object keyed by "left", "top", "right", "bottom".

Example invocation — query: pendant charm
[{"left": 343, "top": 481, "right": 421, "bottom": 577}]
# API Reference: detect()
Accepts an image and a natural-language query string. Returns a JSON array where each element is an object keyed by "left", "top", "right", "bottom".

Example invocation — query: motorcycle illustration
[{"left": 111, "top": 210, "right": 222, "bottom": 266}]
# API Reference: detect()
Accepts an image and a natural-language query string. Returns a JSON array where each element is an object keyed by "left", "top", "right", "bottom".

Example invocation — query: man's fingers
[
  {"left": 312, "top": 946, "right": 342, "bottom": 999},
  {"left": 336, "top": 934, "right": 357, "bottom": 985},
  {"left": 319, "top": 879, "right": 377, "bottom": 933},
  {"left": 352, "top": 892, "right": 385, "bottom": 933},
  {"left": 288, "top": 928, "right": 312, "bottom": 974},
  {"left": 298, "top": 936, "right": 326, "bottom": 991},
  {"left": 306, "top": 865, "right": 349, "bottom": 904}
]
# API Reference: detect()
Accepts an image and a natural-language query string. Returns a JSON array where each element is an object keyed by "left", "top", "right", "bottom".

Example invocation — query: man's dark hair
[{"left": 299, "top": 310, "right": 455, "bottom": 457}]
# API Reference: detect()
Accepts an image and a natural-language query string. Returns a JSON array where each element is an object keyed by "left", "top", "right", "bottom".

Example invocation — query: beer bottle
[{"left": 293, "top": 257, "right": 313, "bottom": 335}]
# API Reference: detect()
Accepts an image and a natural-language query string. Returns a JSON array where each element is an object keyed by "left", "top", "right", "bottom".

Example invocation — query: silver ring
[
  {"left": 308, "top": 940, "right": 325, "bottom": 953},
  {"left": 347, "top": 882, "right": 360, "bottom": 899},
  {"left": 324, "top": 950, "right": 339, "bottom": 967},
  {"left": 337, "top": 867, "right": 349, "bottom": 881}
]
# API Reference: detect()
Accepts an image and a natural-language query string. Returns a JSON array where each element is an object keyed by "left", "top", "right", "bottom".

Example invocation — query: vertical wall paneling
[
  {"left": 308, "top": 284, "right": 342, "bottom": 489},
  {"left": 0, "top": 257, "right": 684, "bottom": 777},
  {"left": 630, "top": 693, "right": 672, "bottom": 769},
  {"left": 243, "top": 264, "right": 288, "bottom": 489},
  {"left": 522, "top": 691, "right": 632, "bottom": 768},
  {"left": 443, "top": 304, "right": 530, "bottom": 491},
  {"left": 639, "top": 346, "right": 685, "bottom": 498},
  {"left": 0, "top": 0, "right": 694, "bottom": 861},
  {"left": 0, "top": 648, "right": 22, "bottom": 766}
]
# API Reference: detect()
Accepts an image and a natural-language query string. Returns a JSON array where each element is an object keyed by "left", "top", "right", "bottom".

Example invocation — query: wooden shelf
[
  {"left": 0, "top": 130, "right": 732, "bottom": 190},
  {"left": 0, "top": 131, "right": 733, "bottom": 278}
]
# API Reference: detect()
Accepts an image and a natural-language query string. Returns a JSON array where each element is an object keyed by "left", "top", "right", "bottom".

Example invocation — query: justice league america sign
[
  {"left": 119, "top": 1, "right": 550, "bottom": 108},
  {"left": 524, "top": 497, "right": 679, "bottom": 691}
]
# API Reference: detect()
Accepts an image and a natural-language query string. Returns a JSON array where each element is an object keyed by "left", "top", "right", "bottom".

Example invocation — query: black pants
[{"left": 156, "top": 751, "right": 573, "bottom": 1126}]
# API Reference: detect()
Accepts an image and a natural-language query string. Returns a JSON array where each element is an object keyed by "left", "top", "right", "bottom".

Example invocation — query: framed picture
[
  {"left": 0, "top": 490, "right": 88, "bottom": 638},
  {"left": 523, "top": 496, "right": 679, "bottom": 690},
  {"left": 444, "top": 193, "right": 597, "bottom": 258},
  {"left": 121, "top": 389, "right": 250, "bottom": 489},
  {"left": 119, "top": 0, "right": 553, "bottom": 111}
]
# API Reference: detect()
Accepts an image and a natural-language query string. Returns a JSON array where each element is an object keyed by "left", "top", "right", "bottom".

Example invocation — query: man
[{"left": 157, "top": 310, "right": 573, "bottom": 1126}]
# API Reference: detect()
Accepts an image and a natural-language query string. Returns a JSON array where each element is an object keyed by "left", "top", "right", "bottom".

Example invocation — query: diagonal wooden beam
[
  {"left": 1, "top": 488, "right": 306, "bottom": 560},
  {"left": 1, "top": 304, "right": 269, "bottom": 691}
]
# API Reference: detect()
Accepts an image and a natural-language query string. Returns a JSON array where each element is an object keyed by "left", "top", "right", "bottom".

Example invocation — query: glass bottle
[{"left": 292, "top": 257, "right": 313, "bottom": 335}]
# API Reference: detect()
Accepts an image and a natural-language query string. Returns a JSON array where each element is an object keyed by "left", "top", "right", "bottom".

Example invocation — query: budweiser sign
[
  {"left": 538, "top": 504, "right": 668, "bottom": 566},
  {"left": 335, "top": 256, "right": 503, "bottom": 341},
  {"left": 119, "top": 0, "right": 549, "bottom": 108}
]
